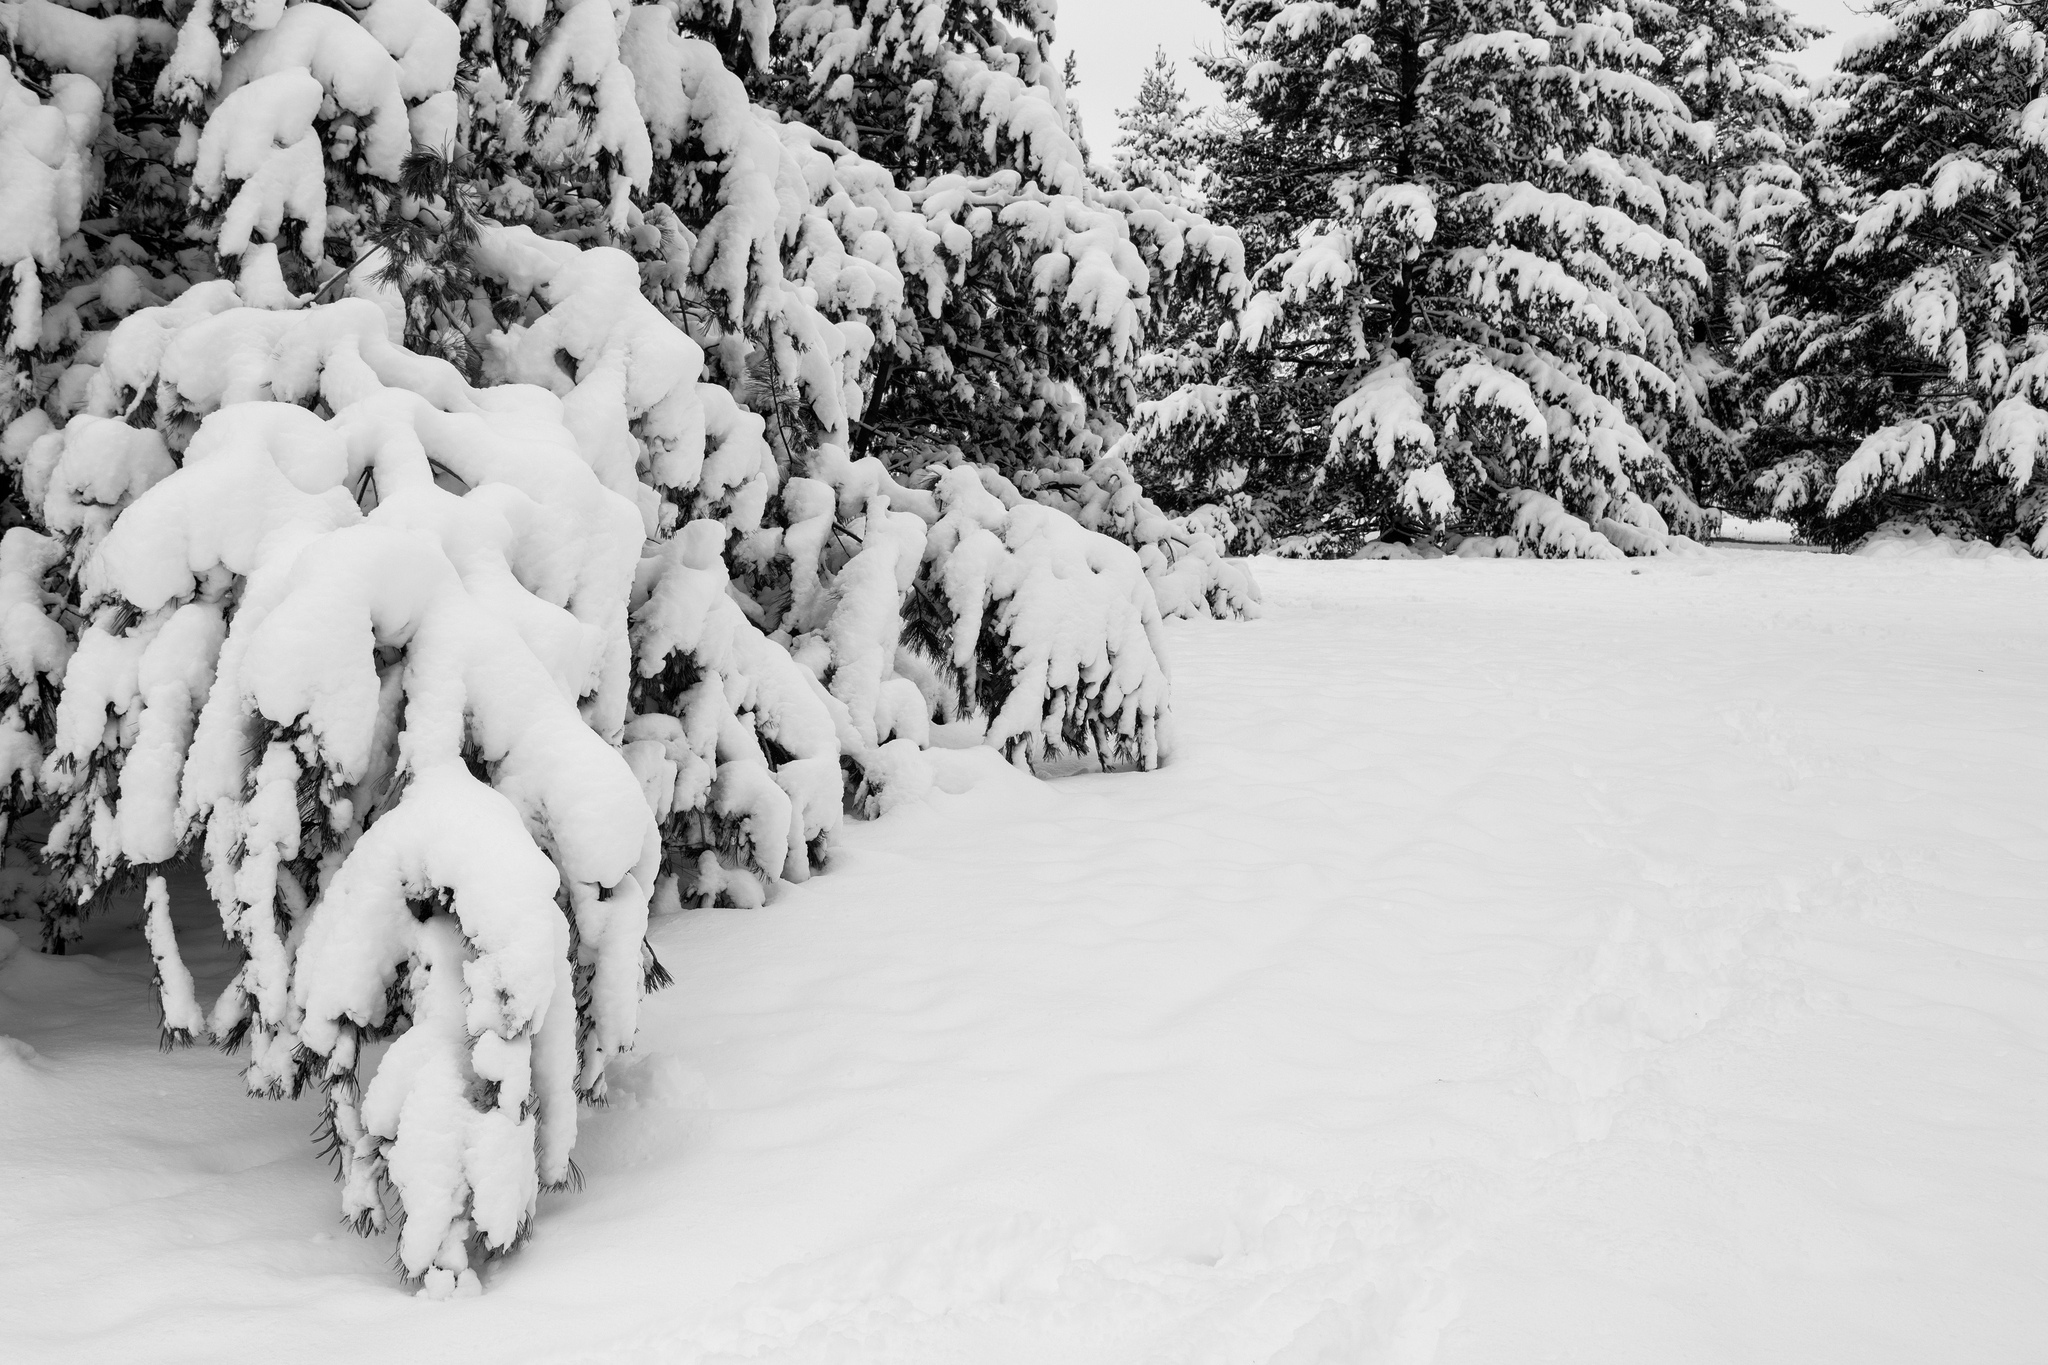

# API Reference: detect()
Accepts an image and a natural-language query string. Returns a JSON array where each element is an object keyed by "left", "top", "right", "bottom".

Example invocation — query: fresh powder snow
[{"left": 3, "top": 550, "right": 2043, "bottom": 1361}]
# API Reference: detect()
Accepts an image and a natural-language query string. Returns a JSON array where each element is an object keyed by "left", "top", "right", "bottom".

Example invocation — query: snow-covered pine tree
[
  {"left": 1085, "top": 48, "right": 1271, "bottom": 611},
  {"left": 609, "top": 9, "right": 1195, "bottom": 780},
  {"left": 2, "top": 1, "right": 186, "bottom": 940},
  {"left": 1115, "top": 47, "right": 1202, "bottom": 206},
  {"left": 1650, "top": 0, "right": 1818, "bottom": 510},
  {"left": 695, "top": 0, "right": 1260, "bottom": 615},
  {"left": 0, "top": 526, "right": 70, "bottom": 921},
  {"left": 1, "top": 2, "right": 179, "bottom": 411},
  {"left": 1060, "top": 47, "right": 1088, "bottom": 156},
  {"left": 1742, "top": 0, "right": 2048, "bottom": 553},
  {"left": 1137, "top": 0, "right": 1753, "bottom": 558},
  {"left": 37, "top": 262, "right": 670, "bottom": 1296},
  {"left": 0, "top": 0, "right": 1248, "bottom": 1288}
]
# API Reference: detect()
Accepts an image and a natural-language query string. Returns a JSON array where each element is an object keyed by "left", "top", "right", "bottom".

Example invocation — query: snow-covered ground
[{"left": 4, "top": 552, "right": 2045, "bottom": 1364}]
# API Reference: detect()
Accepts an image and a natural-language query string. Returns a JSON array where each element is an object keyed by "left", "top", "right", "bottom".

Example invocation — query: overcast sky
[{"left": 1057, "top": 0, "right": 1881, "bottom": 158}]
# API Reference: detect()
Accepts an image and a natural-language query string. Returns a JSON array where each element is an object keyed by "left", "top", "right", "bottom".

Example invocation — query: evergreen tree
[
  {"left": 685, "top": 0, "right": 1258, "bottom": 613},
  {"left": 1135, "top": 0, "right": 1800, "bottom": 557},
  {"left": 1655, "top": 0, "right": 1819, "bottom": 508},
  {"left": 1115, "top": 47, "right": 1201, "bottom": 205},
  {"left": 1094, "top": 50, "right": 1275, "bottom": 585},
  {"left": 0, "top": 0, "right": 1249, "bottom": 1292},
  {"left": 1062, "top": 48, "right": 1090, "bottom": 158},
  {"left": 1743, "top": 0, "right": 2048, "bottom": 553}
]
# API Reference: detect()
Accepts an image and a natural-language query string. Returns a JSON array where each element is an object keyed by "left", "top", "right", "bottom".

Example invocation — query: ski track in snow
[{"left": 3, "top": 552, "right": 2045, "bottom": 1363}]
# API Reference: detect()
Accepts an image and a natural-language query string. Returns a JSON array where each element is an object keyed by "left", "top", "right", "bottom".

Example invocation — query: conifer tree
[
  {"left": 1115, "top": 47, "right": 1201, "bottom": 205},
  {"left": 720, "top": 0, "right": 1261, "bottom": 609},
  {"left": 1743, "top": 0, "right": 2048, "bottom": 553},
  {"left": 1651, "top": 0, "right": 1819, "bottom": 507},
  {"left": 0, "top": 0, "right": 1257, "bottom": 1291},
  {"left": 1132, "top": 0, "right": 1807, "bottom": 557},
  {"left": 1096, "top": 48, "right": 1273, "bottom": 581}
]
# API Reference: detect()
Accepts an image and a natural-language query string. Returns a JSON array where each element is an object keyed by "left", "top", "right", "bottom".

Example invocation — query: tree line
[{"left": 1112, "top": 0, "right": 2048, "bottom": 558}]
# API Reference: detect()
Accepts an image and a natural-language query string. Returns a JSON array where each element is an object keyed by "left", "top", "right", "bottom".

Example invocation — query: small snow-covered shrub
[
  {"left": 1026, "top": 445, "right": 1263, "bottom": 622},
  {"left": 911, "top": 468, "right": 1174, "bottom": 772},
  {"left": 39, "top": 282, "right": 658, "bottom": 1292}
]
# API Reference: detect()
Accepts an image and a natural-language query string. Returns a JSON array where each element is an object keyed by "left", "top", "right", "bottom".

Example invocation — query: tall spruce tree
[
  {"left": 1743, "top": 0, "right": 2048, "bottom": 553},
  {"left": 1129, "top": 0, "right": 1810, "bottom": 557},
  {"left": 1658, "top": 0, "right": 1819, "bottom": 507},
  {"left": 1098, "top": 48, "right": 1271, "bottom": 565},
  {"left": 1115, "top": 47, "right": 1202, "bottom": 205}
]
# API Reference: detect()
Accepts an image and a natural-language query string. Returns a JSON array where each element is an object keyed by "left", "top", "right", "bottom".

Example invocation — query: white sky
[{"left": 1056, "top": 0, "right": 1883, "bottom": 156}]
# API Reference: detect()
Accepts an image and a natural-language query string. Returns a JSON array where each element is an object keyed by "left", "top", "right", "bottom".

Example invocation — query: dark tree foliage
[{"left": 1742, "top": 0, "right": 2048, "bottom": 551}]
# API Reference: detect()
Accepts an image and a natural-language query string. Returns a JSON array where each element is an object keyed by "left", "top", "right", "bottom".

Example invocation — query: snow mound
[
  {"left": 1352, "top": 538, "right": 1443, "bottom": 561},
  {"left": 1852, "top": 522, "right": 2038, "bottom": 560}
]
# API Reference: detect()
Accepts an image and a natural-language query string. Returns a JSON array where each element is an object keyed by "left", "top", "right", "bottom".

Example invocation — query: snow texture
[{"left": 3, "top": 553, "right": 2044, "bottom": 1356}]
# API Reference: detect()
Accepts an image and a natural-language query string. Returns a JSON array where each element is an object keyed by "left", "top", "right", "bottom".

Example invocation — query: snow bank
[{"left": 1851, "top": 521, "right": 2040, "bottom": 560}]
